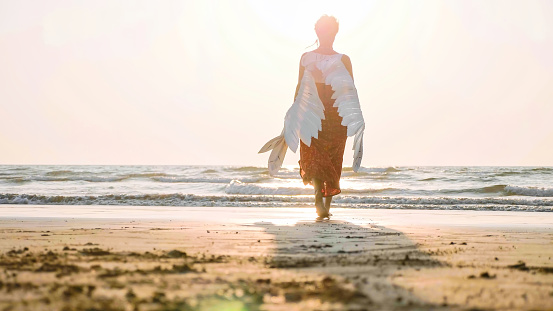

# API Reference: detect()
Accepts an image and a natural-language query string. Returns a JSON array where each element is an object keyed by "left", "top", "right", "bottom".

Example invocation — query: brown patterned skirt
[{"left": 299, "top": 83, "right": 348, "bottom": 197}]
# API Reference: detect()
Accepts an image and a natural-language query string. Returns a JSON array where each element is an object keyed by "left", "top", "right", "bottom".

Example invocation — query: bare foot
[
  {"left": 313, "top": 179, "right": 328, "bottom": 218},
  {"left": 315, "top": 190, "right": 328, "bottom": 217}
]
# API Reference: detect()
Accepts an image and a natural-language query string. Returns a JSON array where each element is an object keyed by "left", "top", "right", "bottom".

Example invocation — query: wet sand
[{"left": 0, "top": 205, "right": 552, "bottom": 310}]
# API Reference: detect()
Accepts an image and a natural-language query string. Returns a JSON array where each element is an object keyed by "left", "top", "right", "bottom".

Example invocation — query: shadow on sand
[{"left": 251, "top": 217, "right": 450, "bottom": 310}]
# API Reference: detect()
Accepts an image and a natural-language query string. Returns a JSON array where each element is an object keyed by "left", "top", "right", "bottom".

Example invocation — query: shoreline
[{"left": 1, "top": 206, "right": 552, "bottom": 310}]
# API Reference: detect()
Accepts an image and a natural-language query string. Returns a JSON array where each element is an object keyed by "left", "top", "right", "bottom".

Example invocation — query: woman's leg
[
  {"left": 313, "top": 178, "right": 325, "bottom": 216},
  {"left": 324, "top": 196, "right": 332, "bottom": 214}
]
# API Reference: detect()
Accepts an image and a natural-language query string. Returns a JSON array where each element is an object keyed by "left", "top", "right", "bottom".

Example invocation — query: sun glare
[
  {"left": 1, "top": 0, "right": 552, "bottom": 165},
  {"left": 247, "top": 0, "right": 376, "bottom": 43}
]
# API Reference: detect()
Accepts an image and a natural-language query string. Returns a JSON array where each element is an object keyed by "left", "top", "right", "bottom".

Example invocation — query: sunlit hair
[{"left": 315, "top": 15, "right": 339, "bottom": 37}]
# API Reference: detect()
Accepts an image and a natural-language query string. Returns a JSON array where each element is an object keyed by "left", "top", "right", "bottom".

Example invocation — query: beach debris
[
  {"left": 479, "top": 272, "right": 496, "bottom": 279},
  {"left": 165, "top": 250, "right": 187, "bottom": 258},
  {"left": 284, "top": 292, "right": 302, "bottom": 302},
  {"left": 80, "top": 247, "right": 111, "bottom": 256},
  {"left": 468, "top": 272, "right": 496, "bottom": 279},
  {"left": 537, "top": 267, "right": 553, "bottom": 274},
  {"left": 170, "top": 263, "right": 195, "bottom": 273},
  {"left": 125, "top": 289, "right": 137, "bottom": 301},
  {"left": 508, "top": 261, "right": 530, "bottom": 271},
  {"left": 7, "top": 247, "right": 28, "bottom": 255},
  {"left": 346, "top": 235, "right": 364, "bottom": 239},
  {"left": 35, "top": 263, "right": 80, "bottom": 277},
  {"left": 62, "top": 285, "right": 84, "bottom": 298}
]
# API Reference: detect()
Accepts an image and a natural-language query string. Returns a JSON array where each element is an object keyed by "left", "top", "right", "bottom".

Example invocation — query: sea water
[{"left": 0, "top": 165, "right": 552, "bottom": 212}]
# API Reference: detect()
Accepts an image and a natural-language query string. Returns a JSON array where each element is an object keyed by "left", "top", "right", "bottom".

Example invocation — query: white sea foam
[
  {"left": 154, "top": 177, "right": 262, "bottom": 184},
  {"left": 225, "top": 180, "right": 399, "bottom": 196},
  {"left": 225, "top": 180, "right": 313, "bottom": 195},
  {"left": 31, "top": 176, "right": 127, "bottom": 182}
]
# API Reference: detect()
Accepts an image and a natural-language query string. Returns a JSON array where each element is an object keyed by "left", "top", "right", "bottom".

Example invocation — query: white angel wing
[
  {"left": 258, "top": 132, "right": 288, "bottom": 176},
  {"left": 258, "top": 130, "right": 284, "bottom": 154},
  {"left": 352, "top": 126, "right": 364, "bottom": 172},
  {"left": 283, "top": 71, "right": 325, "bottom": 153},
  {"left": 324, "top": 59, "right": 365, "bottom": 172},
  {"left": 258, "top": 70, "right": 325, "bottom": 175}
]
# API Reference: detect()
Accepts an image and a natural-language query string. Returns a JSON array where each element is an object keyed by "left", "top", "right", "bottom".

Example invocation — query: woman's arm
[
  {"left": 294, "top": 54, "right": 306, "bottom": 101},
  {"left": 342, "top": 55, "right": 354, "bottom": 81}
]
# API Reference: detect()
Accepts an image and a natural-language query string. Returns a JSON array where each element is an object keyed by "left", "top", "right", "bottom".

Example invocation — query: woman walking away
[{"left": 259, "top": 15, "right": 365, "bottom": 219}]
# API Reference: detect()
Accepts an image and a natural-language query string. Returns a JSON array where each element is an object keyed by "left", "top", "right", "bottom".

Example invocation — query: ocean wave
[
  {"left": 423, "top": 184, "right": 553, "bottom": 197},
  {"left": 441, "top": 184, "right": 553, "bottom": 197},
  {"left": 45, "top": 170, "right": 79, "bottom": 176},
  {"left": 1, "top": 172, "right": 172, "bottom": 183},
  {"left": 225, "top": 180, "right": 313, "bottom": 195},
  {"left": 225, "top": 183, "right": 553, "bottom": 197},
  {"left": 62, "top": 176, "right": 126, "bottom": 182},
  {"left": 530, "top": 167, "right": 553, "bottom": 172},
  {"left": 505, "top": 185, "right": 553, "bottom": 197},
  {"left": 271, "top": 171, "right": 301, "bottom": 179},
  {"left": 1, "top": 193, "right": 552, "bottom": 211},
  {"left": 126, "top": 173, "right": 171, "bottom": 178},
  {"left": 224, "top": 166, "right": 267, "bottom": 173},
  {"left": 155, "top": 177, "right": 233, "bottom": 183},
  {"left": 343, "top": 167, "right": 401, "bottom": 173},
  {"left": 491, "top": 169, "right": 552, "bottom": 177},
  {"left": 225, "top": 181, "right": 553, "bottom": 197},
  {"left": 0, "top": 173, "right": 261, "bottom": 184},
  {"left": 2, "top": 177, "right": 29, "bottom": 184},
  {"left": 21, "top": 176, "right": 129, "bottom": 182},
  {"left": 155, "top": 177, "right": 263, "bottom": 184},
  {"left": 224, "top": 180, "right": 398, "bottom": 196},
  {"left": 332, "top": 196, "right": 553, "bottom": 207},
  {"left": 420, "top": 177, "right": 439, "bottom": 181},
  {"left": 481, "top": 184, "right": 508, "bottom": 193},
  {"left": 343, "top": 188, "right": 399, "bottom": 194},
  {"left": 491, "top": 171, "right": 525, "bottom": 177}
]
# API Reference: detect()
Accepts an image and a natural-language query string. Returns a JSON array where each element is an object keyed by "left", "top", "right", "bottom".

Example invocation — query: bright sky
[{"left": 1, "top": 0, "right": 552, "bottom": 166}]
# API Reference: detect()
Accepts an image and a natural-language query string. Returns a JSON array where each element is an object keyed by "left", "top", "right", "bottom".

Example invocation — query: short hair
[{"left": 315, "top": 15, "right": 339, "bottom": 36}]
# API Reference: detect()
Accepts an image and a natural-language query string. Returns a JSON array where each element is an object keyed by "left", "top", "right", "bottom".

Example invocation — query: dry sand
[{"left": 0, "top": 205, "right": 552, "bottom": 310}]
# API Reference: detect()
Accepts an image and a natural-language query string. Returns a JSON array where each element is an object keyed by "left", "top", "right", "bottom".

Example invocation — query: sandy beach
[{"left": 0, "top": 205, "right": 552, "bottom": 310}]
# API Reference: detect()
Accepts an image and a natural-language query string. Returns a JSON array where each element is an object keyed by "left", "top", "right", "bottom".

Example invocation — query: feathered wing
[
  {"left": 283, "top": 71, "right": 325, "bottom": 153},
  {"left": 352, "top": 126, "right": 364, "bottom": 172},
  {"left": 258, "top": 131, "right": 284, "bottom": 154},
  {"left": 258, "top": 132, "right": 288, "bottom": 176},
  {"left": 258, "top": 71, "right": 325, "bottom": 175},
  {"left": 324, "top": 60, "right": 365, "bottom": 172}
]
